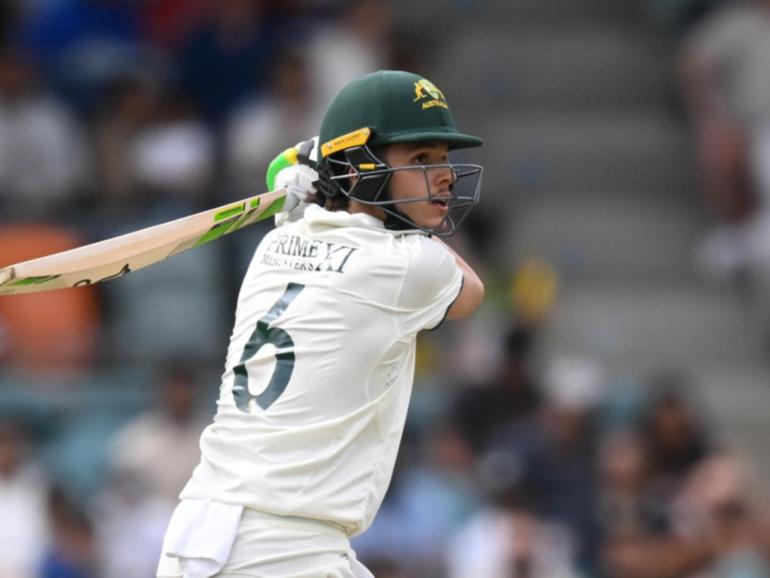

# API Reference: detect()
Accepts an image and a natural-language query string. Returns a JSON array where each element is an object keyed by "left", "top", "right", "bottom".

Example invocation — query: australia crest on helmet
[{"left": 412, "top": 78, "right": 448, "bottom": 110}]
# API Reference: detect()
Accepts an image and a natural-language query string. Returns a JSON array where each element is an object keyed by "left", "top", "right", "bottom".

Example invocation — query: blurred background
[{"left": 1, "top": 0, "right": 770, "bottom": 577}]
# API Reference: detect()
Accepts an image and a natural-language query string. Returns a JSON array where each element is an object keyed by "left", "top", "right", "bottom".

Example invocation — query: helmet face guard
[{"left": 318, "top": 143, "right": 483, "bottom": 236}]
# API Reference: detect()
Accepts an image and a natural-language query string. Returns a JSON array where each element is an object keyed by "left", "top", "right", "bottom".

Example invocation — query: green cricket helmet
[{"left": 315, "top": 70, "right": 483, "bottom": 235}]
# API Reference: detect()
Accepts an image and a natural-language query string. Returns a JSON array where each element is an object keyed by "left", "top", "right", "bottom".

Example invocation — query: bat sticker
[{"left": 73, "top": 263, "right": 133, "bottom": 287}]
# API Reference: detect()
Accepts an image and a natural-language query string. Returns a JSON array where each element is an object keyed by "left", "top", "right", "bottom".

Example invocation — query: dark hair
[{"left": 313, "top": 189, "right": 349, "bottom": 211}]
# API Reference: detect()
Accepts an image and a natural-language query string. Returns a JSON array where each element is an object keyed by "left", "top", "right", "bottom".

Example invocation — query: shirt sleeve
[{"left": 395, "top": 235, "right": 463, "bottom": 335}]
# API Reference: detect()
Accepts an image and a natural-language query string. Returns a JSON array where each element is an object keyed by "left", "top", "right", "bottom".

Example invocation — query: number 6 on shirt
[{"left": 232, "top": 283, "right": 305, "bottom": 412}]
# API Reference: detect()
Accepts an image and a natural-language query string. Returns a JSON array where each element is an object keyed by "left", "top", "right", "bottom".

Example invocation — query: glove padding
[{"left": 266, "top": 137, "right": 319, "bottom": 227}]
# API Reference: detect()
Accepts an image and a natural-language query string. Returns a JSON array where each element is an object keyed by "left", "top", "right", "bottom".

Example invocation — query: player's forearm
[
  {"left": 450, "top": 248, "right": 484, "bottom": 299},
  {"left": 435, "top": 239, "right": 485, "bottom": 319}
]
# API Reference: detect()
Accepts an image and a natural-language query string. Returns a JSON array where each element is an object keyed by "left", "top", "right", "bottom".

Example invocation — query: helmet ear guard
[
  {"left": 341, "top": 146, "right": 391, "bottom": 203},
  {"left": 317, "top": 143, "right": 391, "bottom": 203}
]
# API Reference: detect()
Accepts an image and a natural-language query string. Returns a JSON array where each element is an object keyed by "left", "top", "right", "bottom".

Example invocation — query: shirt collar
[
  {"left": 304, "top": 204, "right": 386, "bottom": 230},
  {"left": 303, "top": 204, "right": 427, "bottom": 237}
]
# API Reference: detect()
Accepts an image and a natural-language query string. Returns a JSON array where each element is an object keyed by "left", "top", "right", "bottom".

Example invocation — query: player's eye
[{"left": 413, "top": 153, "right": 428, "bottom": 164}]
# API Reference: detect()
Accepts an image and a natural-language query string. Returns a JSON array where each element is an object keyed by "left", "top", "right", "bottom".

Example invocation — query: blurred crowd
[
  {"left": 3, "top": 320, "right": 770, "bottom": 578},
  {"left": 1, "top": 1, "right": 770, "bottom": 578},
  {"left": 678, "top": 0, "right": 770, "bottom": 325}
]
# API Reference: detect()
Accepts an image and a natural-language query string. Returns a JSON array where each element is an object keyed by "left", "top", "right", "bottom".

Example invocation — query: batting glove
[{"left": 266, "top": 137, "right": 319, "bottom": 227}]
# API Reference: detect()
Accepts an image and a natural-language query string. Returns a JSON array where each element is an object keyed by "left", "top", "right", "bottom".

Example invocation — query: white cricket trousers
[{"left": 156, "top": 499, "right": 373, "bottom": 578}]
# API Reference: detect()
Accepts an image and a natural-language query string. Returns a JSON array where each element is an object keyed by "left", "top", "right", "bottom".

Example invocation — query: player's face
[{"left": 383, "top": 142, "right": 455, "bottom": 231}]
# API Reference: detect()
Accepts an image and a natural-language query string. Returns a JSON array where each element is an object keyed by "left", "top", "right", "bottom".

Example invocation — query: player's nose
[{"left": 431, "top": 164, "right": 455, "bottom": 188}]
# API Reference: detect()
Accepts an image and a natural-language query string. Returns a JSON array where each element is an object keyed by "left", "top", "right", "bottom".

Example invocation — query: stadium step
[
  {"left": 469, "top": 112, "right": 695, "bottom": 197},
  {"left": 501, "top": 191, "right": 703, "bottom": 281},
  {"left": 542, "top": 282, "right": 765, "bottom": 371},
  {"left": 432, "top": 25, "right": 673, "bottom": 114}
]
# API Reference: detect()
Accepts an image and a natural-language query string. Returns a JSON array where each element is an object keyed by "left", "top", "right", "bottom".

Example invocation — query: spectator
[
  {"left": 680, "top": 0, "right": 770, "bottom": 282},
  {"left": 597, "top": 429, "right": 674, "bottom": 577},
  {"left": 174, "top": 0, "right": 284, "bottom": 123},
  {"left": 639, "top": 377, "right": 715, "bottom": 515},
  {"left": 108, "top": 365, "right": 207, "bottom": 503},
  {"left": 353, "top": 423, "right": 480, "bottom": 577},
  {"left": 89, "top": 67, "right": 162, "bottom": 206},
  {"left": 604, "top": 453, "right": 770, "bottom": 578},
  {"left": 452, "top": 323, "right": 543, "bottom": 453},
  {"left": 92, "top": 472, "right": 175, "bottom": 578},
  {"left": 91, "top": 366, "right": 208, "bottom": 577},
  {"left": 90, "top": 60, "right": 213, "bottom": 210},
  {"left": 488, "top": 354, "right": 606, "bottom": 574},
  {"left": 601, "top": 377, "right": 722, "bottom": 578},
  {"left": 0, "top": 420, "right": 51, "bottom": 578},
  {"left": 305, "top": 0, "right": 394, "bottom": 123},
  {"left": 129, "top": 90, "right": 215, "bottom": 203},
  {"left": 446, "top": 456, "right": 579, "bottom": 578},
  {"left": 224, "top": 49, "right": 317, "bottom": 201},
  {"left": 18, "top": 0, "right": 145, "bottom": 113},
  {"left": 674, "top": 453, "right": 770, "bottom": 578},
  {"left": 40, "top": 487, "right": 97, "bottom": 578},
  {"left": 0, "top": 47, "right": 90, "bottom": 218},
  {"left": 596, "top": 430, "right": 667, "bottom": 541}
]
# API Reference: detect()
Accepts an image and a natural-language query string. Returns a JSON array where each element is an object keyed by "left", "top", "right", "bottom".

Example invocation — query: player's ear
[{"left": 346, "top": 166, "right": 358, "bottom": 187}]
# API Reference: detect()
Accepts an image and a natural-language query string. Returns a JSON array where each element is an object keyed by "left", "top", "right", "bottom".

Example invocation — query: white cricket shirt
[{"left": 180, "top": 205, "right": 463, "bottom": 536}]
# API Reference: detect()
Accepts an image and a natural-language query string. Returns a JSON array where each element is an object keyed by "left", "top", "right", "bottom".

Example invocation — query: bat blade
[{"left": 0, "top": 189, "right": 286, "bottom": 296}]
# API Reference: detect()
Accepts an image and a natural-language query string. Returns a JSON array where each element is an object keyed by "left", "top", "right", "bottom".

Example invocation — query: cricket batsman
[{"left": 156, "top": 70, "right": 485, "bottom": 578}]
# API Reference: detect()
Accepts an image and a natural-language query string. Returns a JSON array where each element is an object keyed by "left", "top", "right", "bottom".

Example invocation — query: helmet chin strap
[
  {"left": 378, "top": 181, "right": 434, "bottom": 233},
  {"left": 383, "top": 206, "right": 419, "bottom": 232}
]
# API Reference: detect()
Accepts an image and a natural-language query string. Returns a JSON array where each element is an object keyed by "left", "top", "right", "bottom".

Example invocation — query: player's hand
[{"left": 267, "top": 137, "right": 319, "bottom": 226}]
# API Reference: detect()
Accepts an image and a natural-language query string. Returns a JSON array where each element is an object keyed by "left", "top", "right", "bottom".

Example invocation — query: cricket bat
[{"left": 0, "top": 189, "right": 287, "bottom": 296}]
